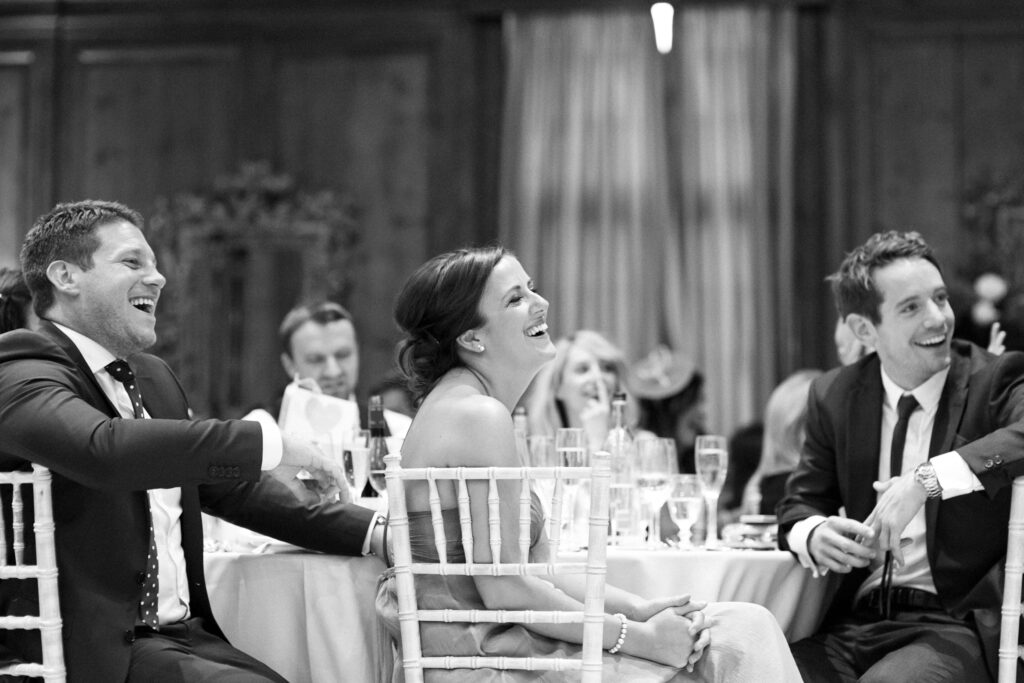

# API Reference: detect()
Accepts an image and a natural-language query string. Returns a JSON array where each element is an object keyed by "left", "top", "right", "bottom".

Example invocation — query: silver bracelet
[{"left": 607, "top": 613, "right": 628, "bottom": 654}]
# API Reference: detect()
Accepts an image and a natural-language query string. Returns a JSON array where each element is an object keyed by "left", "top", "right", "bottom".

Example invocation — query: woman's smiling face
[{"left": 473, "top": 256, "right": 555, "bottom": 369}]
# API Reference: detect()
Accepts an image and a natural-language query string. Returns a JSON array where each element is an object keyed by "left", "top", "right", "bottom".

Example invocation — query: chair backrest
[
  {"left": 999, "top": 474, "right": 1024, "bottom": 683},
  {"left": 384, "top": 450, "right": 611, "bottom": 683},
  {"left": 0, "top": 464, "right": 65, "bottom": 682}
]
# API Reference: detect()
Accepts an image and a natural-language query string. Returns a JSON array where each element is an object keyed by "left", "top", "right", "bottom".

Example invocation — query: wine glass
[
  {"left": 367, "top": 436, "right": 404, "bottom": 507},
  {"left": 660, "top": 437, "right": 679, "bottom": 474},
  {"left": 528, "top": 435, "right": 557, "bottom": 517},
  {"left": 343, "top": 428, "right": 370, "bottom": 501},
  {"left": 695, "top": 434, "right": 729, "bottom": 548},
  {"left": 555, "top": 428, "right": 587, "bottom": 551},
  {"left": 635, "top": 436, "right": 673, "bottom": 547},
  {"left": 666, "top": 474, "right": 703, "bottom": 548}
]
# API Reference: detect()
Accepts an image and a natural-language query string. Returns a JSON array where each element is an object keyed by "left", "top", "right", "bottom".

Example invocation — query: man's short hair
[
  {"left": 279, "top": 301, "right": 354, "bottom": 357},
  {"left": 21, "top": 200, "right": 144, "bottom": 316},
  {"left": 827, "top": 230, "right": 941, "bottom": 324}
]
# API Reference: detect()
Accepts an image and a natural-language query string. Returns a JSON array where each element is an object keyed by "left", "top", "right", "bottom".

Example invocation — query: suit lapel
[
  {"left": 846, "top": 358, "right": 884, "bottom": 522},
  {"left": 924, "top": 349, "right": 970, "bottom": 560},
  {"left": 930, "top": 351, "right": 969, "bottom": 457},
  {"left": 132, "top": 362, "right": 178, "bottom": 419},
  {"left": 38, "top": 320, "right": 121, "bottom": 418}
]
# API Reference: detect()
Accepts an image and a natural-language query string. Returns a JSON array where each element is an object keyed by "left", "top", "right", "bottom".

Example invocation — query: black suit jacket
[
  {"left": 777, "top": 340, "right": 1024, "bottom": 679},
  {"left": 0, "top": 322, "right": 375, "bottom": 682}
]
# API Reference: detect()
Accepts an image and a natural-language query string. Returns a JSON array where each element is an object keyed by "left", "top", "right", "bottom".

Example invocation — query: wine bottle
[
  {"left": 365, "top": 395, "right": 390, "bottom": 497},
  {"left": 603, "top": 391, "right": 637, "bottom": 541}
]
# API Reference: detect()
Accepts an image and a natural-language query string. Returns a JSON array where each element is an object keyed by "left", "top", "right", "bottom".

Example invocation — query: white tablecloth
[
  {"left": 205, "top": 548, "right": 386, "bottom": 683},
  {"left": 204, "top": 546, "right": 826, "bottom": 683}
]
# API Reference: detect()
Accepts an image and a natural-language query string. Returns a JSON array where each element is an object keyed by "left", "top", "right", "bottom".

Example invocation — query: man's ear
[
  {"left": 846, "top": 313, "right": 876, "bottom": 345},
  {"left": 456, "top": 329, "right": 485, "bottom": 354},
  {"left": 45, "top": 261, "right": 78, "bottom": 296},
  {"left": 281, "top": 352, "right": 297, "bottom": 378}
]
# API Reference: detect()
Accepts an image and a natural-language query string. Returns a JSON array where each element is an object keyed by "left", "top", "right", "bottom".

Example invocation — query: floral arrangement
[{"left": 959, "top": 170, "right": 1024, "bottom": 349}]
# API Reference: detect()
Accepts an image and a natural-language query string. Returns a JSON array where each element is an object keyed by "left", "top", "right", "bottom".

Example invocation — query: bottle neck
[
  {"left": 609, "top": 401, "right": 628, "bottom": 430},
  {"left": 368, "top": 397, "right": 389, "bottom": 437}
]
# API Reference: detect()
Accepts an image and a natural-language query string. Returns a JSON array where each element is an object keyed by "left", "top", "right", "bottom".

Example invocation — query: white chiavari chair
[
  {"left": 0, "top": 464, "right": 65, "bottom": 682},
  {"left": 998, "top": 474, "right": 1024, "bottom": 683},
  {"left": 383, "top": 450, "right": 610, "bottom": 683}
]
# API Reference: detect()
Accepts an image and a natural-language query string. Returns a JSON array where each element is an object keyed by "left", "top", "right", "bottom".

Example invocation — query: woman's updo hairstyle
[{"left": 394, "top": 245, "right": 508, "bottom": 401}]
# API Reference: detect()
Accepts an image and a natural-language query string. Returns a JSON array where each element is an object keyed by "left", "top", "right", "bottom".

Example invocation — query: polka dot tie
[
  {"left": 104, "top": 359, "right": 145, "bottom": 419},
  {"left": 104, "top": 359, "right": 159, "bottom": 628}
]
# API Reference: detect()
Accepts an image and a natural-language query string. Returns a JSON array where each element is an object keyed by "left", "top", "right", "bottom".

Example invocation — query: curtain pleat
[{"left": 500, "top": 6, "right": 796, "bottom": 436}]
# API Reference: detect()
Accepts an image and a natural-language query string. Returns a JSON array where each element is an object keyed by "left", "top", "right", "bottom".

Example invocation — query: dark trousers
[
  {"left": 790, "top": 604, "right": 991, "bottom": 683},
  {"left": 128, "top": 618, "right": 288, "bottom": 683}
]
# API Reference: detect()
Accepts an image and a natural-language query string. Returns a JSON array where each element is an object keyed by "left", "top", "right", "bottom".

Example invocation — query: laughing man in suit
[
  {"left": 0, "top": 200, "right": 384, "bottom": 682},
  {"left": 777, "top": 230, "right": 1024, "bottom": 682}
]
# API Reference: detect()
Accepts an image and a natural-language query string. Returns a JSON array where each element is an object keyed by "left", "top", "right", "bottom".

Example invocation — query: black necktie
[
  {"left": 889, "top": 394, "right": 919, "bottom": 478},
  {"left": 881, "top": 393, "right": 919, "bottom": 618},
  {"left": 105, "top": 359, "right": 159, "bottom": 629},
  {"left": 105, "top": 359, "right": 145, "bottom": 419}
]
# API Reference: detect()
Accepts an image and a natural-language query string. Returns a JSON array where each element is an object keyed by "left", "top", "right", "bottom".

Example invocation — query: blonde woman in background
[
  {"left": 522, "top": 329, "right": 642, "bottom": 451},
  {"left": 742, "top": 369, "right": 822, "bottom": 515}
]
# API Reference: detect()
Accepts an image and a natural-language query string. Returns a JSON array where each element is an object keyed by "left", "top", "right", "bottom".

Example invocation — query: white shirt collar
[
  {"left": 51, "top": 322, "right": 118, "bottom": 373},
  {"left": 879, "top": 364, "right": 948, "bottom": 414}
]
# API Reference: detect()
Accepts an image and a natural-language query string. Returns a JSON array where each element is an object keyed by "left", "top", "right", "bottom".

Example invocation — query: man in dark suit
[
  {"left": 778, "top": 230, "right": 1024, "bottom": 682},
  {"left": 0, "top": 200, "right": 384, "bottom": 681}
]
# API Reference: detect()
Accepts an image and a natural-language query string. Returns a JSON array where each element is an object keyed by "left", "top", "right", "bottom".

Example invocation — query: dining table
[{"left": 204, "top": 534, "right": 827, "bottom": 683}]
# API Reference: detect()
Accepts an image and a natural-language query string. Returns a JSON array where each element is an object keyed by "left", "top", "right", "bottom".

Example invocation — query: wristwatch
[{"left": 913, "top": 462, "right": 943, "bottom": 498}]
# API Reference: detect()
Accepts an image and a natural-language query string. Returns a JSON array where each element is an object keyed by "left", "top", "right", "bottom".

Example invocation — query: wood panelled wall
[
  {"left": 6, "top": 0, "right": 1024, "bottom": 412},
  {"left": 0, "top": 2, "right": 500, "bottom": 416},
  {"left": 810, "top": 1, "right": 1024, "bottom": 365}
]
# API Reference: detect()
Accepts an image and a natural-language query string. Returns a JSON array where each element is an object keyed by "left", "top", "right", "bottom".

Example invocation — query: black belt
[{"left": 858, "top": 587, "right": 943, "bottom": 614}]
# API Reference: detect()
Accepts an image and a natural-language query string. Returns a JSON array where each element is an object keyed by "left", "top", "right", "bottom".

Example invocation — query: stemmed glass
[
  {"left": 635, "top": 437, "right": 673, "bottom": 547},
  {"left": 528, "top": 435, "right": 557, "bottom": 518},
  {"left": 555, "top": 428, "right": 588, "bottom": 551},
  {"left": 660, "top": 437, "right": 679, "bottom": 474},
  {"left": 695, "top": 434, "right": 729, "bottom": 548},
  {"left": 666, "top": 474, "right": 703, "bottom": 548},
  {"left": 343, "top": 428, "right": 370, "bottom": 501}
]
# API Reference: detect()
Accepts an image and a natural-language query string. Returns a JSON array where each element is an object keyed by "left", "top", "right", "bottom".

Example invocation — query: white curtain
[
  {"left": 499, "top": 5, "right": 797, "bottom": 435},
  {"left": 673, "top": 5, "right": 797, "bottom": 433},
  {"left": 499, "top": 11, "right": 677, "bottom": 363}
]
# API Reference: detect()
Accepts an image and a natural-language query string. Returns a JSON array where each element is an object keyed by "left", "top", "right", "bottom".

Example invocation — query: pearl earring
[{"left": 476, "top": 344, "right": 486, "bottom": 352}]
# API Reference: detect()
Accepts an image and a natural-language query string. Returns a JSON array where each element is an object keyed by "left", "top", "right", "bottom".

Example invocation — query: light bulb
[{"left": 650, "top": 2, "right": 674, "bottom": 55}]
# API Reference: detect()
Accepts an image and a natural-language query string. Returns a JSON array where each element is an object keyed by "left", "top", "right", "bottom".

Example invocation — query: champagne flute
[
  {"left": 528, "top": 435, "right": 557, "bottom": 517},
  {"left": 555, "top": 428, "right": 587, "bottom": 551},
  {"left": 635, "top": 436, "right": 672, "bottom": 547},
  {"left": 666, "top": 474, "right": 703, "bottom": 548},
  {"left": 660, "top": 437, "right": 679, "bottom": 474},
  {"left": 695, "top": 434, "right": 729, "bottom": 548},
  {"left": 528, "top": 435, "right": 558, "bottom": 468},
  {"left": 343, "top": 428, "right": 370, "bottom": 501}
]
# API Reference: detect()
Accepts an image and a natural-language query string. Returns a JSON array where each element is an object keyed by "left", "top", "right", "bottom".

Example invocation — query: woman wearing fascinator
[{"left": 628, "top": 346, "right": 707, "bottom": 474}]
